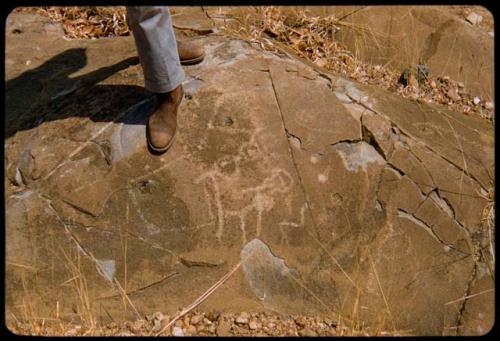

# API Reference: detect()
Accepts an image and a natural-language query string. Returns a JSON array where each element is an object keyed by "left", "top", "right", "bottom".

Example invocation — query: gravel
[{"left": 138, "top": 311, "right": 346, "bottom": 336}]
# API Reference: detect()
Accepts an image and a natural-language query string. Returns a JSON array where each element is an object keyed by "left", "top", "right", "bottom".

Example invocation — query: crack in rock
[
  {"left": 397, "top": 208, "right": 453, "bottom": 250},
  {"left": 360, "top": 117, "right": 388, "bottom": 160},
  {"left": 268, "top": 66, "right": 321, "bottom": 241},
  {"left": 285, "top": 129, "right": 303, "bottom": 150},
  {"left": 453, "top": 262, "right": 478, "bottom": 335},
  {"left": 329, "top": 138, "right": 363, "bottom": 148},
  {"left": 408, "top": 147, "right": 437, "bottom": 188},
  {"left": 344, "top": 93, "right": 488, "bottom": 192}
]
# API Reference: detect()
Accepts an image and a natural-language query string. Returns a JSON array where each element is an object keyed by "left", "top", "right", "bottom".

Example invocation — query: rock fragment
[
  {"left": 466, "top": 12, "right": 483, "bottom": 25},
  {"left": 447, "top": 87, "right": 461, "bottom": 101},
  {"left": 249, "top": 320, "right": 262, "bottom": 330},
  {"left": 190, "top": 314, "right": 203, "bottom": 325},
  {"left": 216, "top": 318, "right": 232, "bottom": 336},
  {"left": 299, "top": 327, "right": 318, "bottom": 336},
  {"left": 235, "top": 312, "right": 249, "bottom": 325},
  {"left": 172, "top": 326, "right": 184, "bottom": 336}
]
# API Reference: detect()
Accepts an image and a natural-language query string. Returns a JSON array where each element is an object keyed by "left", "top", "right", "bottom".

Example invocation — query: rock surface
[{"left": 5, "top": 11, "right": 494, "bottom": 336}]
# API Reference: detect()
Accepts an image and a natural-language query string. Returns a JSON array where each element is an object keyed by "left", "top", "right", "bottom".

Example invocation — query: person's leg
[
  {"left": 127, "top": 6, "right": 184, "bottom": 153},
  {"left": 127, "top": 6, "right": 184, "bottom": 94}
]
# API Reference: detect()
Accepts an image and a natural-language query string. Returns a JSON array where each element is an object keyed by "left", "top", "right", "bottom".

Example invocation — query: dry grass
[{"left": 14, "top": 6, "right": 129, "bottom": 39}]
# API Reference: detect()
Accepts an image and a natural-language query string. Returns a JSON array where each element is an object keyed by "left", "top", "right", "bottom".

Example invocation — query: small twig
[
  {"left": 444, "top": 288, "right": 494, "bottom": 305},
  {"left": 6, "top": 262, "right": 37, "bottom": 271},
  {"left": 155, "top": 255, "right": 252, "bottom": 336},
  {"left": 179, "top": 257, "right": 225, "bottom": 268},
  {"left": 96, "top": 272, "right": 179, "bottom": 300},
  {"left": 155, "top": 261, "right": 243, "bottom": 336}
]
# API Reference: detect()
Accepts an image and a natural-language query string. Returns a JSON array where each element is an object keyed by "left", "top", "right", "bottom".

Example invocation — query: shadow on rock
[{"left": 5, "top": 47, "right": 151, "bottom": 138}]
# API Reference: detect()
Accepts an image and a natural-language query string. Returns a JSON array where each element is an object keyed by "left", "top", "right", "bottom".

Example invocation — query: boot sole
[
  {"left": 146, "top": 124, "right": 176, "bottom": 155},
  {"left": 180, "top": 53, "right": 205, "bottom": 65}
]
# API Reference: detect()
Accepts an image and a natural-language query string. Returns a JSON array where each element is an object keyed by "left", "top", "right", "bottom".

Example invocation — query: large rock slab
[{"left": 5, "top": 11, "right": 494, "bottom": 335}]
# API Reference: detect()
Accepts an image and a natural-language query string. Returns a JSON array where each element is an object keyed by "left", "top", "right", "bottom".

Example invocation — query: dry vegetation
[{"left": 14, "top": 6, "right": 130, "bottom": 38}]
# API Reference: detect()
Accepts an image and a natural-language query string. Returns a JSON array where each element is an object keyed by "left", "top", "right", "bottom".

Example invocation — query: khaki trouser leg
[{"left": 126, "top": 6, "right": 185, "bottom": 93}]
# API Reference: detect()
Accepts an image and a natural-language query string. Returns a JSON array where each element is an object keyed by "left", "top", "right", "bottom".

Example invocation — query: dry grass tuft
[{"left": 14, "top": 6, "right": 130, "bottom": 39}]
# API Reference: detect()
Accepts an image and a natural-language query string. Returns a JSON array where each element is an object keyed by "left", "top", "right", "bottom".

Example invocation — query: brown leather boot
[
  {"left": 146, "top": 85, "right": 184, "bottom": 154},
  {"left": 177, "top": 40, "right": 205, "bottom": 65}
]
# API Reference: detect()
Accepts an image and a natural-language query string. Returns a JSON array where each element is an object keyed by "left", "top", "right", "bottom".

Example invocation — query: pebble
[
  {"left": 152, "top": 312, "right": 165, "bottom": 321},
  {"left": 430, "top": 80, "right": 436, "bottom": 88},
  {"left": 299, "top": 327, "right": 318, "bottom": 336},
  {"left": 190, "top": 314, "right": 203, "bottom": 325},
  {"left": 249, "top": 320, "right": 262, "bottom": 330},
  {"left": 216, "top": 319, "right": 232, "bottom": 336},
  {"left": 172, "top": 326, "right": 184, "bottom": 337},
  {"left": 186, "top": 325, "right": 197, "bottom": 335},
  {"left": 473, "top": 96, "right": 481, "bottom": 105},
  {"left": 235, "top": 312, "right": 249, "bottom": 325},
  {"left": 315, "top": 58, "right": 327, "bottom": 68},
  {"left": 129, "top": 320, "right": 144, "bottom": 334},
  {"left": 295, "top": 316, "right": 307, "bottom": 327},
  {"left": 457, "top": 81, "right": 464, "bottom": 88},
  {"left": 206, "top": 310, "right": 221, "bottom": 322},
  {"left": 447, "top": 88, "right": 461, "bottom": 101},
  {"left": 485, "top": 101, "right": 494, "bottom": 110},
  {"left": 324, "top": 317, "right": 335, "bottom": 326},
  {"left": 152, "top": 319, "right": 162, "bottom": 332},
  {"left": 207, "top": 324, "right": 216, "bottom": 334},
  {"left": 266, "top": 322, "right": 276, "bottom": 329}
]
